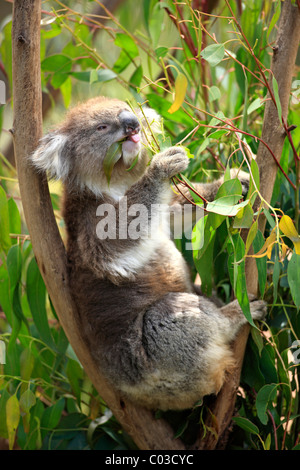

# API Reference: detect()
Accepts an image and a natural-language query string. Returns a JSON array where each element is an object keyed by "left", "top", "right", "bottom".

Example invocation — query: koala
[{"left": 31, "top": 96, "right": 266, "bottom": 411}]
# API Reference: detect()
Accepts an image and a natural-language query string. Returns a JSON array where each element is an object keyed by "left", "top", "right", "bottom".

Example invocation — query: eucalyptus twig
[
  {"left": 171, "top": 176, "right": 197, "bottom": 207},
  {"left": 174, "top": 174, "right": 208, "bottom": 206}
]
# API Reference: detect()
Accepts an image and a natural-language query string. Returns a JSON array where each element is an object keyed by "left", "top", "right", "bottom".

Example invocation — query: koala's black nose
[{"left": 119, "top": 110, "right": 140, "bottom": 136}]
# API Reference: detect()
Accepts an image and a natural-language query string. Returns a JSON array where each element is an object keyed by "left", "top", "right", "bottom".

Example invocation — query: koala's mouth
[
  {"left": 121, "top": 132, "right": 141, "bottom": 165},
  {"left": 121, "top": 133, "right": 141, "bottom": 144}
]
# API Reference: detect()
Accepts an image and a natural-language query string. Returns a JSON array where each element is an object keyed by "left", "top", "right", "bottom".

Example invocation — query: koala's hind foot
[
  {"left": 220, "top": 297, "right": 267, "bottom": 325},
  {"left": 249, "top": 299, "right": 267, "bottom": 321}
]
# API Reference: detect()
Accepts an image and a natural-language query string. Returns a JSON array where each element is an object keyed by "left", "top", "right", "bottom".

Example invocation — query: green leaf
[
  {"left": 7, "top": 244, "right": 22, "bottom": 290},
  {"left": 216, "top": 178, "right": 243, "bottom": 198},
  {"left": 66, "top": 359, "right": 83, "bottom": 405},
  {"left": 60, "top": 76, "right": 72, "bottom": 109},
  {"left": 41, "top": 54, "right": 72, "bottom": 73},
  {"left": 19, "top": 389, "right": 36, "bottom": 414},
  {"left": 208, "top": 129, "right": 228, "bottom": 140},
  {"left": 51, "top": 72, "right": 68, "bottom": 89},
  {"left": 26, "top": 257, "right": 56, "bottom": 350},
  {"left": 256, "top": 384, "right": 278, "bottom": 425},
  {"left": 267, "top": 0, "right": 281, "bottom": 39},
  {"left": 155, "top": 46, "right": 168, "bottom": 60},
  {"left": 193, "top": 229, "right": 215, "bottom": 296},
  {"left": 232, "top": 416, "right": 259, "bottom": 435},
  {"left": 126, "top": 154, "right": 139, "bottom": 172},
  {"left": 287, "top": 253, "right": 300, "bottom": 309},
  {"left": 0, "top": 262, "right": 12, "bottom": 323},
  {"left": 206, "top": 196, "right": 249, "bottom": 216},
  {"left": 41, "top": 398, "right": 65, "bottom": 433},
  {"left": 114, "top": 33, "right": 139, "bottom": 59},
  {"left": 247, "top": 158, "right": 260, "bottom": 205},
  {"left": 228, "top": 233, "right": 255, "bottom": 327},
  {"left": 247, "top": 97, "right": 264, "bottom": 115},
  {"left": 113, "top": 33, "right": 139, "bottom": 74},
  {"left": 245, "top": 220, "right": 258, "bottom": 255},
  {"left": 272, "top": 76, "right": 282, "bottom": 123},
  {"left": 113, "top": 50, "right": 132, "bottom": 74},
  {"left": 6, "top": 395, "right": 20, "bottom": 450},
  {"left": 70, "top": 69, "right": 117, "bottom": 83},
  {"left": 208, "top": 86, "right": 221, "bottom": 102},
  {"left": 8, "top": 198, "right": 21, "bottom": 245},
  {"left": 147, "top": 2, "right": 165, "bottom": 47},
  {"left": 103, "top": 142, "right": 122, "bottom": 185},
  {"left": 233, "top": 204, "right": 254, "bottom": 229},
  {"left": 0, "top": 185, "right": 11, "bottom": 253},
  {"left": 130, "top": 65, "right": 143, "bottom": 88},
  {"left": 200, "top": 43, "right": 225, "bottom": 67},
  {"left": 20, "top": 349, "right": 35, "bottom": 395},
  {"left": 207, "top": 110, "right": 225, "bottom": 128}
]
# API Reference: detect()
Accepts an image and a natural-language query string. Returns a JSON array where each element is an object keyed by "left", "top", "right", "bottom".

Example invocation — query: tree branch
[{"left": 11, "top": 0, "right": 185, "bottom": 451}]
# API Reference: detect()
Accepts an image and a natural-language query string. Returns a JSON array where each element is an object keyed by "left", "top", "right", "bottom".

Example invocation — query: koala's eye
[{"left": 96, "top": 124, "right": 108, "bottom": 131}]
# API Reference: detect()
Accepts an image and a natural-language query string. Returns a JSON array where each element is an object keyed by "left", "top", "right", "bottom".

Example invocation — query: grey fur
[{"left": 30, "top": 96, "right": 266, "bottom": 410}]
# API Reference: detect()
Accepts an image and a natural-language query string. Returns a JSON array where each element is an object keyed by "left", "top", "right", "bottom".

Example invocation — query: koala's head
[{"left": 31, "top": 96, "right": 160, "bottom": 199}]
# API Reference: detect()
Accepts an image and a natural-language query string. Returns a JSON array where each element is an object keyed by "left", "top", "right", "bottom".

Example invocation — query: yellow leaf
[
  {"left": 168, "top": 73, "right": 188, "bottom": 114},
  {"left": 280, "top": 242, "right": 289, "bottom": 261},
  {"left": 249, "top": 228, "right": 276, "bottom": 259},
  {"left": 6, "top": 395, "right": 20, "bottom": 450},
  {"left": 279, "top": 215, "right": 300, "bottom": 255}
]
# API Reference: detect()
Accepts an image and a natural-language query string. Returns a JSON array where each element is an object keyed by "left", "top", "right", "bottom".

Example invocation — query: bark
[{"left": 197, "top": 0, "right": 300, "bottom": 450}]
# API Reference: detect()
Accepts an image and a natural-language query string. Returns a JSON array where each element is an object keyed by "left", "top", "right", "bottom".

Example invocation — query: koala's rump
[{"left": 69, "top": 268, "right": 235, "bottom": 410}]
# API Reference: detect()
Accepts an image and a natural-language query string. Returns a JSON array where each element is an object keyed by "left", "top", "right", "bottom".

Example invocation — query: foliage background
[{"left": 0, "top": 0, "right": 299, "bottom": 450}]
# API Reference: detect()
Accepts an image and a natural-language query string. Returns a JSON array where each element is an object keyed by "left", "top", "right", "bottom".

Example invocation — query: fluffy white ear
[{"left": 30, "top": 132, "right": 69, "bottom": 180}]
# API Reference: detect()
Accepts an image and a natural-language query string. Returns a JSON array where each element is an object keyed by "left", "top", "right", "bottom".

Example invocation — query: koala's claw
[{"left": 151, "top": 147, "right": 189, "bottom": 179}]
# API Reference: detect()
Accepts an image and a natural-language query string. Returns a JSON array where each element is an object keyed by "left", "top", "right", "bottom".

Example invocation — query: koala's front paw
[{"left": 151, "top": 147, "right": 189, "bottom": 179}]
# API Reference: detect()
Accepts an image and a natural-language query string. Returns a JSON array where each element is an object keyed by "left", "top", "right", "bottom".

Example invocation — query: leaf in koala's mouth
[
  {"left": 103, "top": 142, "right": 122, "bottom": 185},
  {"left": 126, "top": 154, "right": 139, "bottom": 172}
]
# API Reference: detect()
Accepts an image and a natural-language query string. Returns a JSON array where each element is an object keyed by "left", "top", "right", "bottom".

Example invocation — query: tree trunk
[{"left": 11, "top": 0, "right": 300, "bottom": 451}]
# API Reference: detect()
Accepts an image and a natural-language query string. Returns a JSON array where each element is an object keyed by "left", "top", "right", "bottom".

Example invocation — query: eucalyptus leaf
[
  {"left": 227, "top": 233, "right": 254, "bottom": 327},
  {"left": 200, "top": 43, "right": 225, "bottom": 67},
  {"left": 0, "top": 185, "right": 11, "bottom": 253},
  {"left": 26, "top": 257, "right": 56, "bottom": 350},
  {"left": 206, "top": 196, "right": 249, "bottom": 217},
  {"left": 6, "top": 395, "right": 20, "bottom": 450},
  {"left": 232, "top": 416, "right": 259, "bottom": 435},
  {"left": 272, "top": 76, "right": 282, "bottom": 123},
  {"left": 287, "top": 253, "right": 300, "bottom": 309},
  {"left": 256, "top": 384, "right": 278, "bottom": 425},
  {"left": 103, "top": 142, "right": 123, "bottom": 185},
  {"left": 41, "top": 54, "right": 72, "bottom": 73}
]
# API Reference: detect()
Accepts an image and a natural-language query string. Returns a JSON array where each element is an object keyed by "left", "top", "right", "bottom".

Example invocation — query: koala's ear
[{"left": 30, "top": 132, "right": 69, "bottom": 180}]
